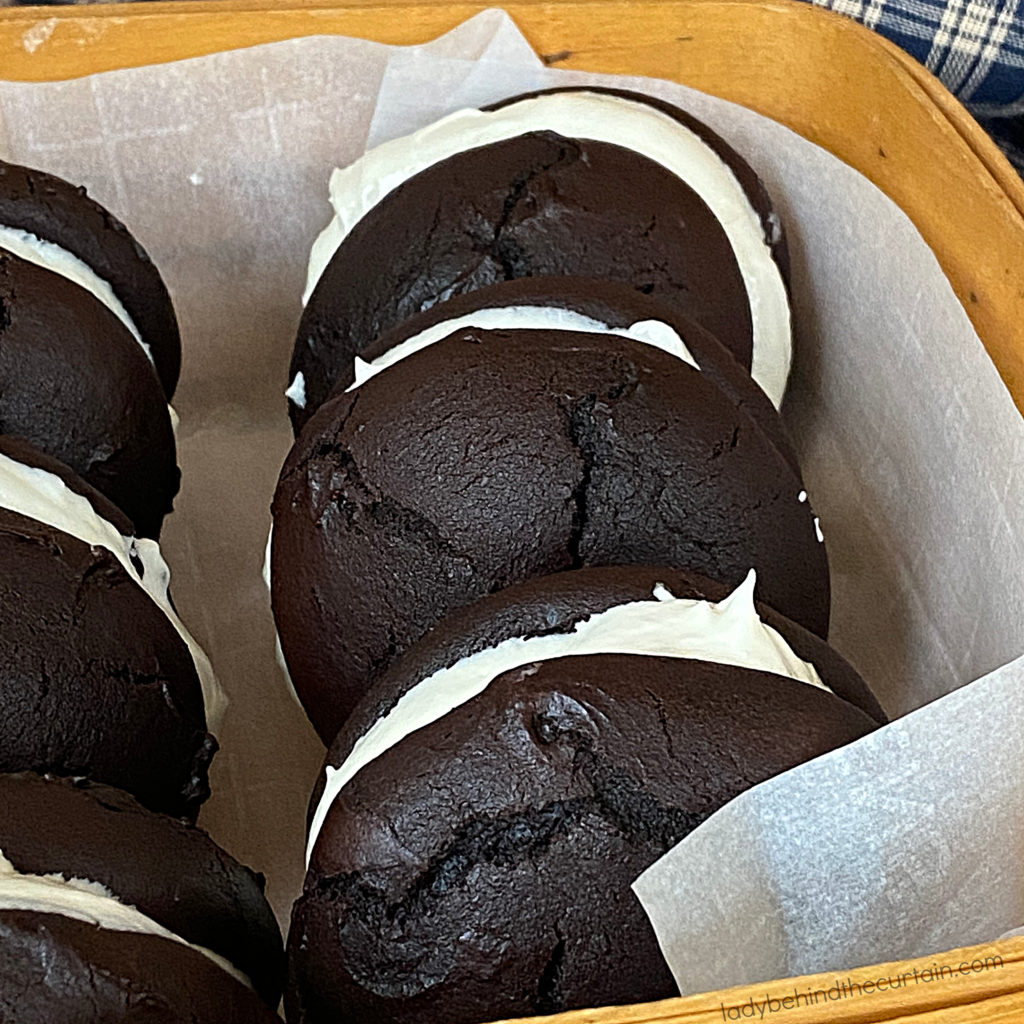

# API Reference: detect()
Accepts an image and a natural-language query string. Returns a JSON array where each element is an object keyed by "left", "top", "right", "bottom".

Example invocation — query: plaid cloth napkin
[{"left": 809, "top": 0, "right": 1024, "bottom": 171}]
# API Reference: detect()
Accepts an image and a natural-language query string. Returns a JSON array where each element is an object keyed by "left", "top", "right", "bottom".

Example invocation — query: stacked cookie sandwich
[
  {"left": 0, "top": 162, "right": 284, "bottom": 1019},
  {"left": 0, "top": 773, "right": 284, "bottom": 1021},
  {"left": 271, "top": 88, "right": 886, "bottom": 1023}
]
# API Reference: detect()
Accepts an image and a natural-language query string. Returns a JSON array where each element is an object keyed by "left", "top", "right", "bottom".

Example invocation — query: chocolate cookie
[
  {"left": 308, "top": 567, "right": 885, "bottom": 805},
  {"left": 0, "top": 248, "right": 179, "bottom": 537},
  {"left": 271, "top": 328, "right": 828, "bottom": 742},
  {"left": 288, "top": 579, "right": 878, "bottom": 1023},
  {"left": 338, "top": 275, "right": 798, "bottom": 471},
  {"left": 0, "top": 437, "right": 222, "bottom": 722},
  {"left": 0, "top": 158, "right": 181, "bottom": 398},
  {"left": 0, "top": 444, "right": 221, "bottom": 817},
  {"left": 0, "top": 772, "right": 284, "bottom": 1007},
  {"left": 291, "top": 88, "right": 791, "bottom": 430},
  {"left": 0, "top": 913, "right": 281, "bottom": 1023},
  {"left": 486, "top": 86, "right": 788, "bottom": 284}
]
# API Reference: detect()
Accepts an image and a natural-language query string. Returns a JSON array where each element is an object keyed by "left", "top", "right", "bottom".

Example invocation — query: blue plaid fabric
[{"left": 807, "top": 0, "right": 1024, "bottom": 171}]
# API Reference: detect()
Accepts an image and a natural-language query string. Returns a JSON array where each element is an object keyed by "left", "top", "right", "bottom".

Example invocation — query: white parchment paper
[{"left": 1, "top": 8, "right": 1022, "bottom": 1002}]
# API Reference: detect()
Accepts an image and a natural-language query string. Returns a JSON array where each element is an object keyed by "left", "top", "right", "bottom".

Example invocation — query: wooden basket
[{"left": 1, "top": 1, "right": 1022, "bottom": 1021}]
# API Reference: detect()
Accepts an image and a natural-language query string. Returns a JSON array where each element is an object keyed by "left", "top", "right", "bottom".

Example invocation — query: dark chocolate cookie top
[
  {"left": 0, "top": 158, "right": 181, "bottom": 398},
  {"left": 0, "top": 248, "right": 179, "bottom": 538},
  {"left": 485, "top": 86, "right": 789, "bottom": 282},
  {"left": 0, "top": 508, "right": 214, "bottom": 817},
  {"left": 273, "top": 327, "right": 828, "bottom": 741},
  {"left": 0, "top": 912, "right": 281, "bottom": 1023},
  {"left": 316, "top": 564, "right": 884, "bottom": 804},
  {"left": 344, "top": 275, "right": 798, "bottom": 471},
  {"left": 0, "top": 772, "right": 283, "bottom": 1006},
  {"left": 290, "top": 655, "right": 876, "bottom": 1024},
  {"left": 0, "top": 436, "right": 224, "bottom": 733},
  {"left": 291, "top": 88, "right": 790, "bottom": 429}
]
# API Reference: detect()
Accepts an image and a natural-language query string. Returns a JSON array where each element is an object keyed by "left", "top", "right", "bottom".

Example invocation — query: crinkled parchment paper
[{"left": 1, "top": 8, "right": 1022, "bottom": 998}]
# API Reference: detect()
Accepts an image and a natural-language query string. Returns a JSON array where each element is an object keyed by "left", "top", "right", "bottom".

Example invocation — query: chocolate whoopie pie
[
  {"left": 287, "top": 569, "right": 880, "bottom": 1024},
  {"left": 0, "top": 440, "right": 220, "bottom": 817},
  {"left": 311, "top": 565, "right": 886, "bottom": 760},
  {"left": 290, "top": 87, "right": 792, "bottom": 430},
  {"left": 0, "top": 158, "right": 181, "bottom": 398},
  {"left": 0, "top": 772, "right": 284, "bottom": 1007},
  {"left": 272, "top": 328, "right": 828, "bottom": 742},
  {"left": 0, "top": 916, "right": 281, "bottom": 1024},
  {"left": 0, "top": 248, "right": 179, "bottom": 537},
  {"left": 339, "top": 275, "right": 799, "bottom": 473}
]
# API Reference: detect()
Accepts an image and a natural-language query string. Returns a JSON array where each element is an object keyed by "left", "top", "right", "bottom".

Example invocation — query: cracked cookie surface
[
  {"left": 288, "top": 654, "right": 876, "bottom": 1024},
  {"left": 0, "top": 508, "right": 213, "bottom": 817},
  {"left": 346, "top": 276, "right": 800, "bottom": 467},
  {"left": 292, "top": 131, "right": 752, "bottom": 431},
  {"left": 271, "top": 329, "right": 828, "bottom": 742},
  {"left": 314, "top": 566, "right": 886, "bottom": 780}
]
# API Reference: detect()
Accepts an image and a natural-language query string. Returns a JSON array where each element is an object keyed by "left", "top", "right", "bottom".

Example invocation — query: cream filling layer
[
  {"left": 285, "top": 371, "right": 307, "bottom": 408},
  {"left": 306, "top": 571, "right": 826, "bottom": 863},
  {"left": 0, "top": 452, "right": 225, "bottom": 730},
  {"left": 0, "top": 225, "right": 151, "bottom": 363},
  {"left": 302, "top": 91, "right": 791, "bottom": 408},
  {"left": 0, "top": 853, "right": 250, "bottom": 988},
  {"left": 343, "top": 305, "right": 699, "bottom": 393}
]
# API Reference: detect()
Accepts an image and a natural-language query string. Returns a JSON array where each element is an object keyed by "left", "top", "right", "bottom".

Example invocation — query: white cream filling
[
  {"left": 285, "top": 371, "right": 307, "bottom": 408},
  {"left": 0, "top": 225, "right": 151, "bottom": 364},
  {"left": 0, "top": 852, "right": 250, "bottom": 988},
  {"left": 0, "top": 452, "right": 225, "bottom": 731},
  {"left": 345, "top": 305, "right": 699, "bottom": 392},
  {"left": 306, "top": 570, "right": 826, "bottom": 863},
  {"left": 303, "top": 91, "right": 791, "bottom": 408}
]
